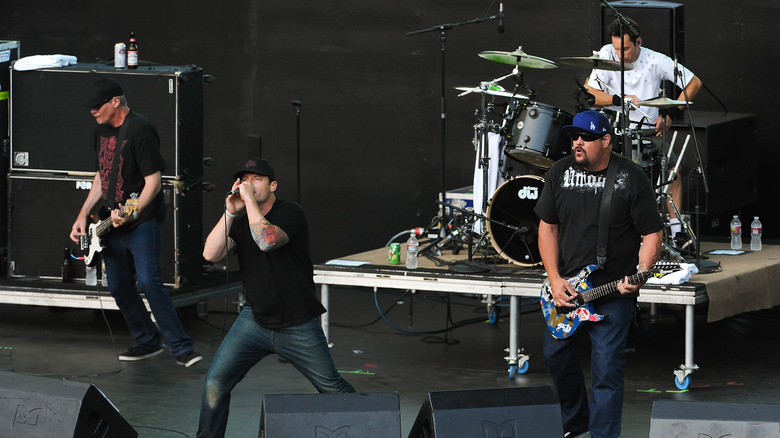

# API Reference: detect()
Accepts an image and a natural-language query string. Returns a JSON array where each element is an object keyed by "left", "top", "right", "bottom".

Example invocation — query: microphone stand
[
  {"left": 292, "top": 100, "right": 302, "bottom": 204},
  {"left": 407, "top": 11, "right": 502, "bottom": 201},
  {"left": 600, "top": 0, "right": 640, "bottom": 158}
]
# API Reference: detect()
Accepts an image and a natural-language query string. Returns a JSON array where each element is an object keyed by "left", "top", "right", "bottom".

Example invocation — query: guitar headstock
[{"left": 124, "top": 199, "right": 138, "bottom": 216}]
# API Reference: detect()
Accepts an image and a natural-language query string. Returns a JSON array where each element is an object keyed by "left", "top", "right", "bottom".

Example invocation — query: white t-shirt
[{"left": 587, "top": 44, "right": 695, "bottom": 128}]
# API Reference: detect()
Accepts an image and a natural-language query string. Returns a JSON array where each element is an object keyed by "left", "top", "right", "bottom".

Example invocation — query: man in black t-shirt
[
  {"left": 197, "top": 157, "right": 354, "bottom": 438},
  {"left": 69, "top": 78, "right": 202, "bottom": 368},
  {"left": 534, "top": 110, "right": 663, "bottom": 438}
]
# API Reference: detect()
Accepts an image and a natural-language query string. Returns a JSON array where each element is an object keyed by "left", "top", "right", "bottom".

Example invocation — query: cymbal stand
[{"left": 675, "top": 65, "right": 716, "bottom": 273}]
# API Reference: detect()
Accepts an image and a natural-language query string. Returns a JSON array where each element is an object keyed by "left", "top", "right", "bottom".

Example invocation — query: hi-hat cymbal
[
  {"left": 559, "top": 54, "right": 634, "bottom": 71},
  {"left": 636, "top": 97, "right": 692, "bottom": 108},
  {"left": 478, "top": 47, "right": 557, "bottom": 69},
  {"left": 455, "top": 86, "right": 528, "bottom": 100}
]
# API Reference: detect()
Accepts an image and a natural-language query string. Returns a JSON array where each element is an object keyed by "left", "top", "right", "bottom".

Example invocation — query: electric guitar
[
  {"left": 80, "top": 199, "right": 138, "bottom": 267},
  {"left": 540, "top": 262, "right": 681, "bottom": 339}
]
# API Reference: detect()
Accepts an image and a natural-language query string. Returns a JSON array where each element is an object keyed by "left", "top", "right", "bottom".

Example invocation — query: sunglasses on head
[{"left": 569, "top": 132, "right": 605, "bottom": 142}]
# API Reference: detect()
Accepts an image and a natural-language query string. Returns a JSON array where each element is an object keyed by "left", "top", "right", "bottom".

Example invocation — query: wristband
[
  {"left": 612, "top": 94, "right": 622, "bottom": 106},
  {"left": 666, "top": 106, "right": 684, "bottom": 121},
  {"left": 225, "top": 210, "right": 237, "bottom": 219}
]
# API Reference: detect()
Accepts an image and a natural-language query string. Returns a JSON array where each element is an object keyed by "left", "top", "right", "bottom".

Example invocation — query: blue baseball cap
[{"left": 562, "top": 110, "right": 611, "bottom": 136}]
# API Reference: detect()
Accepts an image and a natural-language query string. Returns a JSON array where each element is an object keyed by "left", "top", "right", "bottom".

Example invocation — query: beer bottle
[{"left": 127, "top": 32, "right": 138, "bottom": 69}]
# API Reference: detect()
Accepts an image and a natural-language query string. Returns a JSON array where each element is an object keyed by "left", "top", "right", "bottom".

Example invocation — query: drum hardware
[
  {"left": 559, "top": 52, "right": 635, "bottom": 71},
  {"left": 478, "top": 47, "right": 558, "bottom": 69}
]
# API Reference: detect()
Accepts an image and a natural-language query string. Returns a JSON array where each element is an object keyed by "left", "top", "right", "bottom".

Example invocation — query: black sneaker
[
  {"left": 118, "top": 346, "right": 164, "bottom": 362},
  {"left": 176, "top": 350, "right": 203, "bottom": 367}
]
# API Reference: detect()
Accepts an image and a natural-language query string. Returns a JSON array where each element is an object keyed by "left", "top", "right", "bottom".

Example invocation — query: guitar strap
[
  {"left": 596, "top": 153, "right": 619, "bottom": 269},
  {"left": 105, "top": 111, "right": 134, "bottom": 208}
]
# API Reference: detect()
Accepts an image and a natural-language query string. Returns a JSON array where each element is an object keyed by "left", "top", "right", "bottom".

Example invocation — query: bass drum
[{"left": 486, "top": 175, "right": 544, "bottom": 267}]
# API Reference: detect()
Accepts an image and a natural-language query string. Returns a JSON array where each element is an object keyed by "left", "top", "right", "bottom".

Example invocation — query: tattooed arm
[{"left": 245, "top": 196, "right": 289, "bottom": 251}]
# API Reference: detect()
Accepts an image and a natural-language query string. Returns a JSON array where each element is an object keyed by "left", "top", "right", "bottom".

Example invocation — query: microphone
[
  {"left": 497, "top": 2, "right": 505, "bottom": 33},
  {"left": 226, "top": 189, "right": 239, "bottom": 197},
  {"left": 573, "top": 78, "right": 596, "bottom": 105}
]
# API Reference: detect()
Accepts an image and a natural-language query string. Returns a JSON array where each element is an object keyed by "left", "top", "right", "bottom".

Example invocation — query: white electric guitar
[{"left": 79, "top": 199, "right": 137, "bottom": 266}]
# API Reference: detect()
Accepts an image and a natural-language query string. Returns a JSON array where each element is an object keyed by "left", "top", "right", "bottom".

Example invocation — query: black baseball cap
[
  {"left": 82, "top": 77, "right": 123, "bottom": 108},
  {"left": 233, "top": 157, "right": 276, "bottom": 181}
]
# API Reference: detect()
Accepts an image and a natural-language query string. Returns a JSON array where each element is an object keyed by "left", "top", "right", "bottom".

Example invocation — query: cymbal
[
  {"left": 559, "top": 55, "right": 634, "bottom": 71},
  {"left": 455, "top": 86, "right": 528, "bottom": 100},
  {"left": 478, "top": 47, "right": 557, "bottom": 69},
  {"left": 636, "top": 97, "right": 692, "bottom": 108},
  {"left": 505, "top": 148, "right": 555, "bottom": 169}
]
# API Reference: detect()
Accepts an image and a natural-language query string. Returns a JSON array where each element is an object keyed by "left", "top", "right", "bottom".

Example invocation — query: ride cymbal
[{"left": 478, "top": 47, "right": 557, "bottom": 69}]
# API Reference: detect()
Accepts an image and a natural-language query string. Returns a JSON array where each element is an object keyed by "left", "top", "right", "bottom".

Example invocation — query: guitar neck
[{"left": 580, "top": 270, "right": 656, "bottom": 303}]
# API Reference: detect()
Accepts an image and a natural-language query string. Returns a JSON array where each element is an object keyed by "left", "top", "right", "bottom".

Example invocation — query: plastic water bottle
[
  {"left": 101, "top": 259, "right": 109, "bottom": 287},
  {"left": 730, "top": 215, "right": 742, "bottom": 250},
  {"left": 750, "top": 216, "right": 763, "bottom": 251},
  {"left": 85, "top": 265, "right": 98, "bottom": 286},
  {"left": 406, "top": 232, "right": 419, "bottom": 270}
]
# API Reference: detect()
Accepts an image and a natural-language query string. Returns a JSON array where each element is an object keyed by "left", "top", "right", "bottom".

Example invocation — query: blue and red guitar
[{"left": 540, "top": 262, "right": 681, "bottom": 339}]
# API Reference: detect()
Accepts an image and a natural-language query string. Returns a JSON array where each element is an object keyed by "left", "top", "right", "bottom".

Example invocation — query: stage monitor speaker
[
  {"left": 407, "top": 387, "right": 563, "bottom": 438},
  {"left": 259, "top": 392, "right": 400, "bottom": 438},
  {"left": 650, "top": 400, "right": 780, "bottom": 438},
  {"left": 670, "top": 111, "right": 758, "bottom": 221},
  {"left": 7, "top": 173, "right": 202, "bottom": 288},
  {"left": 10, "top": 63, "right": 203, "bottom": 179},
  {"left": 0, "top": 41, "right": 21, "bottom": 264},
  {"left": 0, "top": 370, "right": 137, "bottom": 438},
  {"left": 600, "top": 1, "right": 684, "bottom": 60}
]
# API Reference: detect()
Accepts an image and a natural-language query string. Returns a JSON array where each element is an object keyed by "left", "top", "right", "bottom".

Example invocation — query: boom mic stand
[{"left": 407, "top": 10, "right": 503, "bottom": 202}]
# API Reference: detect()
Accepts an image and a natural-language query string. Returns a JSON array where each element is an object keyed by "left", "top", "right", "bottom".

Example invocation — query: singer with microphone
[
  {"left": 584, "top": 16, "right": 702, "bottom": 238},
  {"left": 197, "top": 157, "right": 355, "bottom": 437}
]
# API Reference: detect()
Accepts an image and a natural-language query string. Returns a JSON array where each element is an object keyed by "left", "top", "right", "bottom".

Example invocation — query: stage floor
[{"left": 0, "top": 287, "right": 778, "bottom": 436}]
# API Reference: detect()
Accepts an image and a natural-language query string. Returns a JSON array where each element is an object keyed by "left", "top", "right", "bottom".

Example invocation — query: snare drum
[{"left": 486, "top": 175, "right": 545, "bottom": 266}]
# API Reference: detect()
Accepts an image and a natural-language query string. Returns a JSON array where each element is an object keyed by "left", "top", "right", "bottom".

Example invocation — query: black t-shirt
[
  {"left": 229, "top": 199, "right": 326, "bottom": 329},
  {"left": 92, "top": 111, "right": 166, "bottom": 225},
  {"left": 534, "top": 153, "right": 663, "bottom": 287}
]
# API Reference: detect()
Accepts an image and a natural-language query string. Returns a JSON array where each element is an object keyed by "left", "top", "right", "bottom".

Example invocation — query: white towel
[
  {"left": 646, "top": 262, "right": 699, "bottom": 285},
  {"left": 13, "top": 54, "right": 78, "bottom": 71}
]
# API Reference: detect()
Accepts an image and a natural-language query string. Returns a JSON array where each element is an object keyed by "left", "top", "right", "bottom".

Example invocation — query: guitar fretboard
[{"left": 580, "top": 269, "right": 659, "bottom": 303}]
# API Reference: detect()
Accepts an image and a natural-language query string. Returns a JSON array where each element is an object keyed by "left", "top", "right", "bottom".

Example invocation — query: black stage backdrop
[{"left": 1, "top": 0, "right": 777, "bottom": 263}]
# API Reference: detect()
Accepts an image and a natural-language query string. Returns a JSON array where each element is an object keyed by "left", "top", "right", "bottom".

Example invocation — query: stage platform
[{"left": 314, "top": 241, "right": 780, "bottom": 390}]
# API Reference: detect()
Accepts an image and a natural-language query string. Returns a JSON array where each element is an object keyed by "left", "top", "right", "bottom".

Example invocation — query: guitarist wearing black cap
[{"left": 69, "top": 77, "right": 202, "bottom": 368}]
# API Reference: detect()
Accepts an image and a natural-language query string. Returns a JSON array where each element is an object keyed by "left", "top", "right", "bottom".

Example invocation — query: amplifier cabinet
[
  {"left": 10, "top": 63, "right": 203, "bottom": 179},
  {"left": 7, "top": 173, "right": 202, "bottom": 288}
]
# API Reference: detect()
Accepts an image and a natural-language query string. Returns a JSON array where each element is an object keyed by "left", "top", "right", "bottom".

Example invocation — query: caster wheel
[
  {"left": 508, "top": 364, "right": 517, "bottom": 379},
  {"left": 674, "top": 375, "right": 690, "bottom": 390},
  {"left": 488, "top": 310, "right": 498, "bottom": 324},
  {"left": 508, "top": 361, "right": 530, "bottom": 379}
]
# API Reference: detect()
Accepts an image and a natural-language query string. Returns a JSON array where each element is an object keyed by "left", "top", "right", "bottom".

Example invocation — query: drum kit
[{"left": 436, "top": 46, "right": 697, "bottom": 269}]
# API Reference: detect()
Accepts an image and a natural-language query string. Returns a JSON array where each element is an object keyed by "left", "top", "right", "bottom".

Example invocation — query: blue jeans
[
  {"left": 196, "top": 308, "right": 355, "bottom": 438},
  {"left": 103, "top": 218, "right": 194, "bottom": 357},
  {"left": 543, "top": 297, "right": 634, "bottom": 438}
]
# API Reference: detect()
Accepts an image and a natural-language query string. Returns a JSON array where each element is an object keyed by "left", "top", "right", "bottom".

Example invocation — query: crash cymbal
[
  {"left": 455, "top": 86, "right": 528, "bottom": 100},
  {"left": 636, "top": 97, "right": 691, "bottom": 108},
  {"left": 478, "top": 47, "right": 557, "bottom": 69},
  {"left": 559, "top": 54, "right": 634, "bottom": 71}
]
